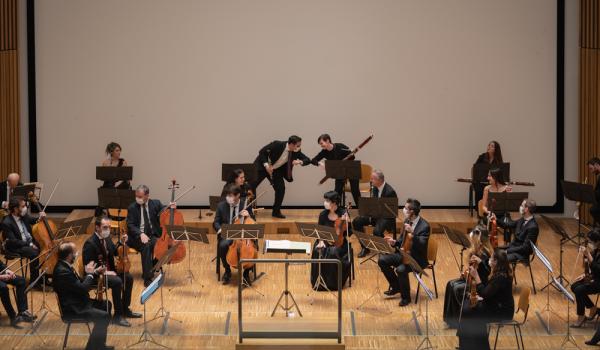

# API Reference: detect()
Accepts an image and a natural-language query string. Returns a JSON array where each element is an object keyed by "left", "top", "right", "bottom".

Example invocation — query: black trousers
[
  {"left": 352, "top": 216, "right": 396, "bottom": 248},
  {"left": 105, "top": 273, "right": 133, "bottom": 317},
  {"left": 506, "top": 251, "right": 528, "bottom": 264},
  {"left": 217, "top": 236, "right": 233, "bottom": 275},
  {"left": 0, "top": 276, "right": 27, "bottom": 319},
  {"left": 128, "top": 236, "right": 158, "bottom": 283},
  {"left": 9, "top": 246, "right": 39, "bottom": 283},
  {"left": 378, "top": 252, "right": 413, "bottom": 299},
  {"left": 443, "top": 278, "right": 467, "bottom": 328},
  {"left": 79, "top": 300, "right": 111, "bottom": 350},
  {"left": 571, "top": 279, "right": 600, "bottom": 316},
  {"left": 251, "top": 168, "right": 286, "bottom": 214},
  {"left": 334, "top": 179, "right": 361, "bottom": 208},
  {"left": 591, "top": 205, "right": 600, "bottom": 227}
]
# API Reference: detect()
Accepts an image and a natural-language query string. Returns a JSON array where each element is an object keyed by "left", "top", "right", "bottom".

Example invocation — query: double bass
[
  {"left": 28, "top": 182, "right": 60, "bottom": 275},
  {"left": 226, "top": 193, "right": 261, "bottom": 271},
  {"left": 154, "top": 179, "right": 191, "bottom": 264}
]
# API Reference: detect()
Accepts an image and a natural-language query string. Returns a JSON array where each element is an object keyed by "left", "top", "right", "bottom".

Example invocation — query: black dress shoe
[
  {"left": 103, "top": 346, "right": 116, "bottom": 350},
  {"left": 17, "top": 311, "right": 36, "bottom": 323},
  {"left": 272, "top": 212, "right": 286, "bottom": 219},
  {"left": 243, "top": 271, "right": 252, "bottom": 286},
  {"left": 10, "top": 317, "right": 24, "bottom": 329},
  {"left": 112, "top": 317, "right": 131, "bottom": 327},
  {"left": 586, "top": 340, "right": 599, "bottom": 346},
  {"left": 125, "top": 309, "right": 142, "bottom": 318},
  {"left": 358, "top": 248, "right": 370, "bottom": 258},
  {"left": 383, "top": 289, "right": 401, "bottom": 296},
  {"left": 143, "top": 280, "right": 152, "bottom": 288},
  {"left": 399, "top": 298, "right": 411, "bottom": 307},
  {"left": 222, "top": 272, "right": 232, "bottom": 285}
]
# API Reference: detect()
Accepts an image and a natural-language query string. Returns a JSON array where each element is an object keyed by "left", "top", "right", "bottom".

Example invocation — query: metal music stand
[
  {"left": 531, "top": 242, "right": 563, "bottom": 334},
  {"left": 221, "top": 163, "right": 258, "bottom": 184},
  {"left": 353, "top": 230, "right": 395, "bottom": 312},
  {"left": 551, "top": 276, "right": 579, "bottom": 349},
  {"left": 96, "top": 166, "right": 133, "bottom": 183},
  {"left": 12, "top": 184, "right": 37, "bottom": 200},
  {"left": 128, "top": 272, "right": 167, "bottom": 349},
  {"left": 148, "top": 242, "right": 183, "bottom": 335},
  {"left": 540, "top": 215, "right": 572, "bottom": 289},
  {"left": 166, "top": 225, "right": 209, "bottom": 284},
  {"left": 562, "top": 180, "right": 596, "bottom": 245},
  {"left": 222, "top": 224, "right": 266, "bottom": 293},
  {"left": 414, "top": 272, "right": 435, "bottom": 350},
  {"left": 296, "top": 223, "right": 338, "bottom": 297},
  {"left": 439, "top": 224, "right": 471, "bottom": 274},
  {"left": 55, "top": 216, "right": 95, "bottom": 239},
  {"left": 324, "top": 160, "right": 361, "bottom": 207},
  {"left": 97, "top": 187, "right": 135, "bottom": 219}
]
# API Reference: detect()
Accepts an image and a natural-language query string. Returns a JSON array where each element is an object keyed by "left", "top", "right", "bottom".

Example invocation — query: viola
[
  {"left": 154, "top": 179, "right": 187, "bottom": 264},
  {"left": 115, "top": 230, "right": 131, "bottom": 274}
]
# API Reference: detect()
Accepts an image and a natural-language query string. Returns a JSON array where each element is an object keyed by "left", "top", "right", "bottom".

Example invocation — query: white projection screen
[{"left": 34, "top": 0, "right": 557, "bottom": 207}]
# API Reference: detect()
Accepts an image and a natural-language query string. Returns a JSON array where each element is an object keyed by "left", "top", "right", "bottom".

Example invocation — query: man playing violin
[
  {"left": 83, "top": 216, "right": 141, "bottom": 327},
  {"left": 213, "top": 184, "right": 255, "bottom": 285}
]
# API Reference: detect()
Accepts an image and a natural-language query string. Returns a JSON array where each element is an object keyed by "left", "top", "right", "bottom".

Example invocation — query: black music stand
[
  {"left": 96, "top": 166, "right": 133, "bottom": 183},
  {"left": 325, "top": 160, "right": 361, "bottom": 207},
  {"left": 414, "top": 272, "right": 434, "bottom": 350},
  {"left": 562, "top": 180, "right": 596, "bottom": 244},
  {"left": 540, "top": 215, "right": 572, "bottom": 289},
  {"left": 222, "top": 224, "right": 266, "bottom": 293},
  {"left": 358, "top": 197, "right": 398, "bottom": 258},
  {"left": 166, "top": 225, "right": 209, "bottom": 284},
  {"left": 12, "top": 184, "right": 37, "bottom": 200},
  {"left": 531, "top": 242, "right": 563, "bottom": 335},
  {"left": 128, "top": 272, "right": 167, "bottom": 349},
  {"left": 149, "top": 242, "right": 183, "bottom": 335},
  {"left": 440, "top": 224, "right": 471, "bottom": 274},
  {"left": 296, "top": 223, "right": 338, "bottom": 295},
  {"left": 55, "top": 216, "right": 95, "bottom": 239},
  {"left": 221, "top": 163, "right": 258, "bottom": 184}
]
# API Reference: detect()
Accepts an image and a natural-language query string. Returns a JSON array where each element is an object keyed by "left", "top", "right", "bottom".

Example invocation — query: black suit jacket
[
  {"left": 0, "top": 214, "right": 38, "bottom": 251},
  {"left": 500, "top": 216, "right": 539, "bottom": 257},
  {"left": 213, "top": 200, "right": 255, "bottom": 234},
  {"left": 0, "top": 180, "right": 23, "bottom": 206},
  {"left": 372, "top": 182, "right": 397, "bottom": 199},
  {"left": 126, "top": 199, "right": 164, "bottom": 241},
  {"left": 396, "top": 217, "right": 430, "bottom": 268},
  {"left": 253, "top": 140, "right": 310, "bottom": 182},
  {"left": 83, "top": 233, "right": 117, "bottom": 272},
  {"left": 53, "top": 260, "right": 95, "bottom": 316},
  {"left": 310, "top": 143, "right": 354, "bottom": 165}
]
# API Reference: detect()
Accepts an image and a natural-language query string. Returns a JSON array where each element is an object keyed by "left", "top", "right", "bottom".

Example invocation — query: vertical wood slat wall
[{"left": 0, "top": 0, "right": 20, "bottom": 178}]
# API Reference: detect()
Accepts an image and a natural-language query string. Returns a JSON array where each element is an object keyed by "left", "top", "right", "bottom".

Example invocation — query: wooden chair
[
  {"left": 1, "top": 232, "right": 28, "bottom": 279},
  {"left": 107, "top": 208, "right": 128, "bottom": 233},
  {"left": 55, "top": 294, "right": 91, "bottom": 350},
  {"left": 511, "top": 254, "right": 536, "bottom": 294},
  {"left": 415, "top": 238, "right": 439, "bottom": 302},
  {"left": 488, "top": 287, "right": 531, "bottom": 350},
  {"left": 343, "top": 163, "right": 373, "bottom": 197}
]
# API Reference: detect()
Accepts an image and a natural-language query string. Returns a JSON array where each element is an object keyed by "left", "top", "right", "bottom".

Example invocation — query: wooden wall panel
[{"left": 0, "top": 0, "right": 20, "bottom": 178}]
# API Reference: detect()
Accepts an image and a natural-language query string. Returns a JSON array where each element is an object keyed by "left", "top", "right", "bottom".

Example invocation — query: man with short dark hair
[
  {"left": 496, "top": 199, "right": 539, "bottom": 263},
  {"left": 251, "top": 135, "right": 311, "bottom": 218}
]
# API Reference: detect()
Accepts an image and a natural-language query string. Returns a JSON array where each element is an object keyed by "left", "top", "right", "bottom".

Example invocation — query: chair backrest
[
  {"left": 360, "top": 164, "right": 373, "bottom": 183},
  {"left": 107, "top": 208, "right": 128, "bottom": 219},
  {"left": 55, "top": 293, "right": 66, "bottom": 320},
  {"left": 516, "top": 287, "right": 531, "bottom": 323},
  {"left": 427, "top": 238, "right": 438, "bottom": 264}
]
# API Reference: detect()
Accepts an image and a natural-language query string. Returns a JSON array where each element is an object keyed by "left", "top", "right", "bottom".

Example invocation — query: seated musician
[
  {"left": 0, "top": 260, "right": 36, "bottom": 328},
  {"left": 443, "top": 226, "right": 492, "bottom": 329},
  {"left": 379, "top": 198, "right": 430, "bottom": 306},
  {"left": 0, "top": 173, "right": 22, "bottom": 210},
  {"left": 352, "top": 169, "right": 398, "bottom": 258},
  {"left": 473, "top": 141, "right": 504, "bottom": 205},
  {"left": 126, "top": 185, "right": 175, "bottom": 287},
  {"left": 83, "top": 216, "right": 141, "bottom": 327},
  {"left": 221, "top": 169, "right": 252, "bottom": 198},
  {"left": 0, "top": 197, "right": 46, "bottom": 289},
  {"left": 213, "top": 184, "right": 255, "bottom": 285},
  {"left": 493, "top": 199, "right": 539, "bottom": 263},
  {"left": 101, "top": 142, "right": 130, "bottom": 189},
  {"left": 571, "top": 229, "right": 600, "bottom": 328},
  {"left": 53, "top": 242, "right": 114, "bottom": 350},
  {"left": 310, "top": 191, "right": 351, "bottom": 290},
  {"left": 587, "top": 157, "right": 600, "bottom": 226},
  {"left": 457, "top": 248, "right": 514, "bottom": 350},
  {"left": 480, "top": 167, "right": 512, "bottom": 242}
]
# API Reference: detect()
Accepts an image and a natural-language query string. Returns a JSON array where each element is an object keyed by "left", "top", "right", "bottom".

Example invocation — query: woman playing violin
[
  {"left": 571, "top": 229, "right": 600, "bottom": 328},
  {"left": 480, "top": 167, "right": 512, "bottom": 242}
]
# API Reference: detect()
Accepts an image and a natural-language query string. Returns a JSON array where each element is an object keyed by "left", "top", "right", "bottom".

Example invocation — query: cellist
[
  {"left": 213, "top": 184, "right": 255, "bottom": 285},
  {"left": 83, "top": 216, "right": 141, "bottom": 327},
  {"left": 0, "top": 197, "right": 46, "bottom": 289},
  {"left": 126, "top": 185, "right": 176, "bottom": 287}
]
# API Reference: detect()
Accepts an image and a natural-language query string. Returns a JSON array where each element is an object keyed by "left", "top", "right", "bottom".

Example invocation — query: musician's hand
[
  {"left": 470, "top": 255, "right": 482, "bottom": 265},
  {"left": 121, "top": 234, "right": 128, "bottom": 243},
  {"left": 1, "top": 201, "right": 7, "bottom": 209},
  {"left": 488, "top": 212, "right": 496, "bottom": 221},
  {"left": 265, "top": 164, "right": 274, "bottom": 176},
  {"left": 0, "top": 274, "right": 11, "bottom": 282},
  {"left": 469, "top": 266, "right": 481, "bottom": 283},
  {"left": 38, "top": 211, "right": 46, "bottom": 219},
  {"left": 95, "top": 266, "right": 106, "bottom": 275},
  {"left": 169, "top": 202, "right": 177, "bottom": 209},
  {"left": 580, "top": 245, "right": 587, "bottom": 254},
  {"left": 84, "top": 261, "right": 97, "bottom": 274},
  {"left": 317, "top": 240, "right": 326, "bottom": 249},
  {"left": 341, "top": 213, "right": 350, "bottom": 221},
  {"left": 240, "top": 210, "right": 250, "bottom": 217},
  {"left": 114, "top": 180, "right": 123, "bottom": 188},
  {"left": 404, "top": 223, "right": 413, "bottom": 233},
  {"left": 105, "top": 271, "right": 117, "bottom": 276},
  {"left": 384, "top": 236, "right": 396, "bottom": 246},
  {"left": 318, "top": 160, "right": 325, "bottom": 168},
  {"left": 506, "top": 186, "right": 513, "bottom": 192},
  {"left": 292, "top": 159, "right": 303, "bottom": 166},
  {"left": 574, "top": 274, "right": 585, "bottom": 283},
  {"left": 140, "top": 233, "right": 150, "bottom": 244}
]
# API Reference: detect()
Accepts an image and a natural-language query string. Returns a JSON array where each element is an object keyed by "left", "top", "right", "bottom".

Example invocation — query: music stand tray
[
  {"left": 358, "top": 197, "right": 398, "bottom": 219},
  {"left": 55, "top": 217, "right": 95, "bottom": 239},
  {"left": 96, "top": 166, "right": 133, "bottom": 182},
  {"left": 12, "top": 184, "right": 37, "bottom": 199},
  {"left": 488, "top": 192, "right": 529, "bottom": 213},
  {"left": 296, "top": 223, "right": 337, "bottom": 243}
]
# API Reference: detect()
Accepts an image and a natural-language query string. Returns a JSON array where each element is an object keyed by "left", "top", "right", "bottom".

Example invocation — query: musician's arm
[
  {"left": 310, "top": 150, "right": 326, "bottom": 166},
  {"left": 213, "top": 206, "right": 224, "bottom": 233},
  {"left": 295, "top": 151, "right": 312, "bottom": 166},
  {"left": 258, "top": 141, "right": 276, "bottom": 167},
  {"left": 126, "top": 207, "right": 142, "bottom": 240}
]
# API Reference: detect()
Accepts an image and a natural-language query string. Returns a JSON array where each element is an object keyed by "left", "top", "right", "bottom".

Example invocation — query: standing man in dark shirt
[
  {"left": 310, "top": 134, "right": 361, "bottom": 207},
  {"left": 587, "top": 157, "right": 600, "bottom": 226}
]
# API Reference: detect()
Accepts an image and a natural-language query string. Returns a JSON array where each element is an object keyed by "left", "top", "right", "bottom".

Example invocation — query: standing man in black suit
[
  {"left": 587, "top": 157, "right": 600, "bottom": 226},
  {"left": 0, "top": 173, "right": 22, "bottom": 211},
  {"left": 0, "top": 197, "right": 46, "bottom": 287},
  {"left": 310, "top": 134, "right": 361, "bottom": 207},
  {"left": 494, "top": 199, "right": 539, "bottom": 263},
  {"left": 126, "top": 185, "right": 175, "bottom": 287},
  {"left": 53, "top": 242, "right": 113, "bottom": 350},
  {"left": 352, "top": 169, "right": 398, "bottom": 257},
  {"left": 251, "top": 135, "right": 311, "bottom": 219},
  {"left": 83, "top": 216, "right": 141, "bottom": 327},
  {"left": 213, "top": 184, "right": 255, "bottom": 285},
  {"left": 379, "top": 198, "right": 430, "bottom": 306}
]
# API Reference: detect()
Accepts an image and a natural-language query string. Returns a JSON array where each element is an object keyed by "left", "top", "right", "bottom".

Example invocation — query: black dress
[
  {"left": 102, "top": 158, "right": 130, "bottom": 189},
  {"left": 310, "top": 208, "right": 351, "bottom": 291},
  {"left": 473, "top": 153, "right": 502, "bottom": 206}
]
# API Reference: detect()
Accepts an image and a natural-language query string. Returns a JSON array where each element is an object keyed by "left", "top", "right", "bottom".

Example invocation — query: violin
[
  {"left": 226, "top": 193, "right": 261, "bottom": 270},
  {"left": 488, "top": 198, "right": 498, "bottom": 248},
  {"left": 115, "top": 230, "right": 131, "bottom": 274},
  {"left": 400, "top": 218, "right": 413, "bottom": 264},
  {"left": 333, "top": 202, "right": 351, "bottom": 248},
  {"left": 154, "top": 179, "right": 188, "bottom": 264},
  {"left": 28, "top": 184, "right": 61, "bottom": 275},
  {"left": 95, "top": 255, "right": 107, "bottom": 302}
]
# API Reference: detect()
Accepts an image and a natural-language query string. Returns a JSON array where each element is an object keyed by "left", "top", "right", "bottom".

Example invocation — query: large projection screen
[{"left": 34, "top": 0, "right": 557, "bottom": 206}]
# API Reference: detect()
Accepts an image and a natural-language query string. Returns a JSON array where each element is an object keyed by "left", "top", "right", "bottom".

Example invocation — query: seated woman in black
[
  {"left": 102, "top": 142, "right": 130, "bottom": 189},
  {"left": 310, "top": 191, "right": 351, "bottom": 291},
  {"left": 572, "top": 229, "right": 600, "bottom": 328},
  {"left": 457, "top": 248, "right": 514, "bottom": 350},
  {"left": 221, "top": 169, "right": 252, "bottom": 199},
  {"left": 443, "top": 226, "right": 491, "bottom": 329}
]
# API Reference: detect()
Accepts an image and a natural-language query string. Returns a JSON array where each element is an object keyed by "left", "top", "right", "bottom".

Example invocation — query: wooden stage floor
[{"left": 1, "top": 209, "right": 599, "bottom": 349}]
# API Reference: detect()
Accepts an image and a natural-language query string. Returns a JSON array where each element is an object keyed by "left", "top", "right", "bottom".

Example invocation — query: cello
[
  {"left": 28, "top": 180, "right": 61, "bottom": 275},
  {"left": 154, "top": 179, "right": 195, "bottom": 264},
  {"left": 226, "top": 192, "right": 265, "bottom": 271}
]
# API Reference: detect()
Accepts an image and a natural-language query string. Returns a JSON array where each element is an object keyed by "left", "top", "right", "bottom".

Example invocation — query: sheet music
[{"left": 265, "top": 240, "right": 311, "bottom": 254}]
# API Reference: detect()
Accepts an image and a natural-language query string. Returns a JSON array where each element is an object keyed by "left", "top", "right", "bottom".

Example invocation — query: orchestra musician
[
  {"left": 494, "top": 199, "right": 539, "bottom": 264},
  {"left": 473, "top": 141, "right": 504, "bottom": 205},
  {"left": 83, "top": 216, "right": 141, "bottom": 327},
  {"left": 0, "top": 173, "right": 22, "bottom": 211},
  {"left": 480, "top": 167, "right": 512, "bottom": 242},
  {"left": 213, "top": 184, "right": 255, "bottom": 285},
  {"left": 250, "top": 135, "right": 311, "bottom": 219},
  {"left": 310, "top": 134, "right": 361, "bottom": 207},
  {"left": 587, "top": 157, "right": 600, "bottom": 226},
  {"left": 443, "top": 225, "right": 492, "bottom": 329},
  {"left": 571, "top": 229, "right": 600, "bottom": 328},
  {"left": 126, "top": 185, "right": 176, "bottom": 287},
  {"left": 0, "top": 197, "right": 46, "bottom": 289},
  {"left": 53, "top": 242, "right": 114, "bottom": 350},
  {"left": 379, "top": 198, "right": 430, "bottom": 306},
  {"left": 221, "top": 168, "right": 252, "bottom": 198},
  {"left": 310, "top": 191, "right": 351, "bottom": 290},
  {"left": 457, "top": 248, "right": 514, "bottom": 350},
  {"left": 0, "top": 260, "right": 36, "bottom": 328},
  {"left": 101, "top": 142, "right": 130, "bottom": 189},
  {"left": 352, "top": 169, "right": 398, "bottom": 258}
]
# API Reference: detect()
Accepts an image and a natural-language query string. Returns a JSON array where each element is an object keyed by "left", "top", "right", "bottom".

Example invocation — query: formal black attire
[
  {"left": 101, "top": 159, "right": 130, "bottom": 189},
  {"left": 250, "top": 140, "right": 310, "bottom": 215},
  {"left": 498, "top": 216, "right": 539, "bottom": 263},
  {"left": 0, "top": 180, "right": 23, "bottom": 209},
  {"left": 212, "top": 199, "right": 255, "bottom": 276},
  {"left": 310, "top": 143, "right": 361, "bottom": 207},
  {"left": 1, "top": 214, "right": 40, "bottom": 283},
  {"left": 352, "top": 182, "right": 397, "bottom": 250},
  {"left": 53, "top": 260, "right": 111, "bottom": 350},
  {"left": 591, "top": 174, "right": 600, "bottom": 226},
  {"left": 473, "top": 153, "right": 502, "bottom": 206},
  {"left": 571, "top": 249, "right": 600, "bottom": 317},
  {"left": 0, "top": 260, "right": 28, "bottom": 320}
]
